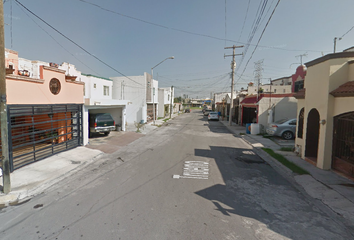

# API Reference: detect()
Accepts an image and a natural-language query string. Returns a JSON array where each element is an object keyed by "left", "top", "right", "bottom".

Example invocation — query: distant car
[
  {"left": 208, "top": 112, "right": 219, "bottom": 121},
  {"left": 203, "top": 109, "right": 212, "bottom": 116},
  {"left": 266, "top": 118, "right": 297, "bottom": 140},
  {"left": 185, "top": 109, "right": 191, "bottom": 113},
  {"left": 89, "top": 113, "right": 116, "bottom": 137}
]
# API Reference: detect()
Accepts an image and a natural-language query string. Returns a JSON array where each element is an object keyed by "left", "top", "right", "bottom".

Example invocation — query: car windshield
[
  {"left": 275, "top": 119, "right": 287, "bottom": 124},
  {"left": 209, "top": 112, "right": 218, "bottom": 115}
]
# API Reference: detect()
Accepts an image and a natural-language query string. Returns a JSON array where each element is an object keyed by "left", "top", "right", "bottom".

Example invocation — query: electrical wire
[
  {"left": 225, "top": 0, "right": 227, "bottom": 46},
  {"left": 340, "top": 25, "right": 354, "bottom": 39},
  {"left": 14, "top": 0, "right": 144, "bottom": 87},
  {"left": 10, "top": 0, "right": 12, "bottom": 48},
  {"left": 76, "top": 0, "right": 324, "bottom": 53},
  {"left": 237, "top": 0, "right": 251, "bottom": 42},
  {"left": 15, "top": 1, "right": 101, "bottom": 75},
  {"left": 236, "top": 0, "right": 281, "bottom": 84},
  {"left": 237, "top": 0, "right": 269, "bottom": 72}
]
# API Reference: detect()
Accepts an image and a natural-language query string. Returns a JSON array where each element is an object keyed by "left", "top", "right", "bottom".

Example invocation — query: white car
[{"left": 208, "top": 112, "right": 219, "bottom": 121}]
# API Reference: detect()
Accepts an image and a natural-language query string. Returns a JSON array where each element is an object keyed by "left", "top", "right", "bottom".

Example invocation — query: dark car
[
  {"left": 89, "top": 113, "right": 115, "bottom": 137},
  {"left": 185, "top": 109, "right": 191, "bottom": 113}
]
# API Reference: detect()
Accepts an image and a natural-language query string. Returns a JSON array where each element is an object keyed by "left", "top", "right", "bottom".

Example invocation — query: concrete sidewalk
[
  {"left": 220, "top": 120, "right": 354, "bottom": 225},
  {"left": 0, "top": 147, "right": 103, "bottom": 207}
]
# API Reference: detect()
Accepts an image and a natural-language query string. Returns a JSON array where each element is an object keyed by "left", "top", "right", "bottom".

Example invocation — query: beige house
[{"left": 295, "top": 50, "right": 354, "bottom": 178}]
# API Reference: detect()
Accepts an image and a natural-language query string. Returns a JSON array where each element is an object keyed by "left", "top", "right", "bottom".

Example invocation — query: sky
[{"left": 3, "top": 0, "right": 354, "bottom": 98}]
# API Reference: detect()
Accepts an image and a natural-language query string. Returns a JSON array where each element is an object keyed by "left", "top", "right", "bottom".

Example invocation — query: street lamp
[{"left": 151, "top": 56, "right": 174, "bottom": 125}]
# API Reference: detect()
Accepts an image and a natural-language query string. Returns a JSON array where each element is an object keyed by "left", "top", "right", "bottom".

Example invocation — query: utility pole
[
  {"left": 334, "top": 37, "right": 342, "bottom": 53},
  {"left": 0, "top": 0, "right": 11, "bottom": 193},
  {"left": 254, "top": 60, "right": 264, "bottom": 103},
  {"left": 151, "top": 56, "right": 174, "bottom": 125},
  {"left": 170, "top": 86, "right": 173, "bottom": 119},
  {"left": 224, "top": 45, "right": 243, "bottom": 126}
]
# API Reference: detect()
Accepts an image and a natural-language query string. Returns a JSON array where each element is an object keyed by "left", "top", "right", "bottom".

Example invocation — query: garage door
[
  {"left": 332, "top": 112, "right": 354, "bottom": 177},
  {"left": 1, "top": 104, "right": 83, "bottom": 171}
]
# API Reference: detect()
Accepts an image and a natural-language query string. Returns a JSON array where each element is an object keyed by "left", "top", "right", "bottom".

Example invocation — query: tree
[{"left": 174, "top": 96, "right": 182, "bottom": 103}]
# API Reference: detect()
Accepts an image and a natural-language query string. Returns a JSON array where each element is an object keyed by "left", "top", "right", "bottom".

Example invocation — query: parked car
[
  {"left": 203, "top": 109, "right": 212, "bottom": 116},
  {"left": 89, "top": 113, "right": 115, "bottom": 137},
  {"left": 185, "top": 108, "right": 191, "bottom": 113},
  {"left": 208, "top": 112, "right": 219, "bottom": 121},
  {"left": 266, "top": 118, "right": 297, "bottom": 140}
]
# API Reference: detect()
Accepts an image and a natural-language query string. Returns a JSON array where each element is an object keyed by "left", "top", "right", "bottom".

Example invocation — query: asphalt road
[{"left": 0, "top": 111, "right": 353, "bottom": 240}]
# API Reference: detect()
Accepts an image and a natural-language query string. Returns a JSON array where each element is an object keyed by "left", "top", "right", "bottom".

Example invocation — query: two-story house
[
  {"left": 111, "top": 73, "right": 150, "bottom": 126},
  {"left": 2, "top": 49, "right": 84, "bottom": 171},
  {"left": 294, "top": 49, "right": 354, "bottom": 179},
  {"left": 59, "top": 64, "right": 128, "bottom": 145},
  {"left": 158, "top": 87, "right": 173, "bottom": 118}
]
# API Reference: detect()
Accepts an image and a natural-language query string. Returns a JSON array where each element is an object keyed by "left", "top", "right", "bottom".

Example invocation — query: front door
[{"left": 305, "top": 108, "right": 320, "bottom": 163}]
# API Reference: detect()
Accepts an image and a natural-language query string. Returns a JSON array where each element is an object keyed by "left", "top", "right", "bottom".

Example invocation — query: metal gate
[
  {"left": 0, "top": 104, "right": 83, "bottom": 172},
  {"left": 332, "top": 112, "right": 354, "bottom": 177}
]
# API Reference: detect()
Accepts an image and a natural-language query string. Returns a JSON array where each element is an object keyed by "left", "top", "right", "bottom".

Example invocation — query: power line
[
  {"left": 76, "top": 0, "right": 325, "bottom": 53},
  {"left": 14, "top": 0, "right": 144, "bottom": 87},
  {"left": 236, "top": 0, "right": 281, "bottom": 84},
  {"left": 225, "top": 0, "right": 227, "bottom": 46},
  {"left": 15, "top": 1, "right": 100, "bottom": 75},
  {"left": 237, "top": 0, "right": 251, "bottom": 42},
  {"left": 237, "top": 0, "right": 269, "bottom": 72},
  {"left": 340, "top": 25, "right": 354, "bottom": 39}
]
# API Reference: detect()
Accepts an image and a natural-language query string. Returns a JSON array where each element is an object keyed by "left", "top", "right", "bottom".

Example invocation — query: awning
[{"left": 330, "top": 81, "right": 354, "bottom": 97}]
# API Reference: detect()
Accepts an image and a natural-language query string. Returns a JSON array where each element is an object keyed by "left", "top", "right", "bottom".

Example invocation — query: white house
[
  {"left": 60, "top": 63, "right": 128, "bottom": 145},
  {"left": 147, "top": 79, "right": 159, "bottom": 121},
  {"left": 158, "top": 87, "right": 173, "bottom": 118},
  {"left": 110, "top": 73, "right": 150, "bottom": 125}
]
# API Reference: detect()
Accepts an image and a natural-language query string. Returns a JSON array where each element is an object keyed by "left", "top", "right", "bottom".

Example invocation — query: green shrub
[{"left": 262, "top": 148, "right": 309, "bottom": 175}]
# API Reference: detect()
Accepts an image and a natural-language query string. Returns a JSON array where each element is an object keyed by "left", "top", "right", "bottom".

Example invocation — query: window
[
  {"left": 294, "top": 80, "right": 304, "bottom": 92},
  {"left": 168, "top": 95, "right": 170, "bottom": 101},
  {"left": 93, "top": 83, "right": 96, "bottom": 88},
  {"left": 289, "top": 120, "right": 297, "bottom": 125},
  {"left": 103, "top": 86, "right": 109, "bottom": 96},
  {"left": 274, "top": 89, "right": 276, "bottom": 93}
]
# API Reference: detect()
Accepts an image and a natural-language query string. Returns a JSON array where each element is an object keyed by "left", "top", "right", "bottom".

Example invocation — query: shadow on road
[{"left": 193, "top": 146, "right": 344, "bottom": 239}]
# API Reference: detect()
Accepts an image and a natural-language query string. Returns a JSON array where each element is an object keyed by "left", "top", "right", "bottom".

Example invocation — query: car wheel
[
  {"left": 104, "top": 132, "right": 110, "bottom": 136},
  {"left": 282, "top": 131, "right": 293, "bottom": 140}
]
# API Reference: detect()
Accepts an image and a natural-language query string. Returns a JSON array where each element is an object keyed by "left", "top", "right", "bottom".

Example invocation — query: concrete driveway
[{"left": 86, "top": 131, "right": 144, "bottom": 154}]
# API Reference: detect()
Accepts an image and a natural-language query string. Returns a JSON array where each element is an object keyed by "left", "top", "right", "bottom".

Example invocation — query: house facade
[
  {"left": 2, "top": 49, "right": 84, "bottom": 171},
  {"left": 147, "top": 78, "right": 158, "bottom": 122},
  {"left": 59, "top": 64, "right": 128, "bottom": 145},
  {"left": 295, "top": 51, "right": 354, "bottom": 178},
  {"left": 157, "top": 87, "right": 174, "bottom": 118},
  {"left": 111, "top": 73, "right": 148, "bottom": 125}
]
